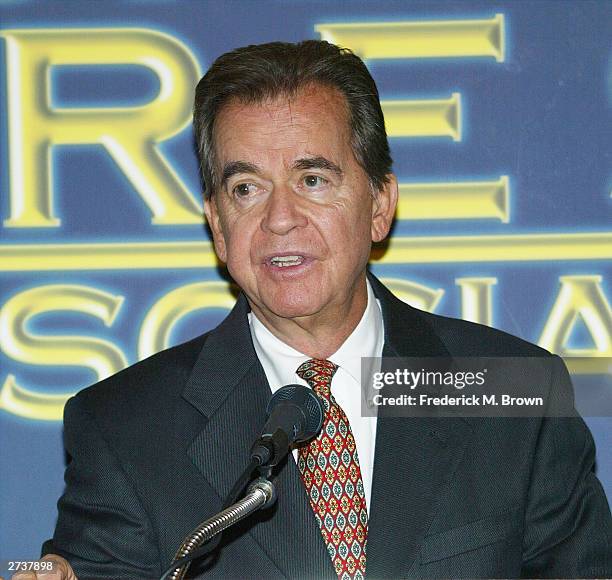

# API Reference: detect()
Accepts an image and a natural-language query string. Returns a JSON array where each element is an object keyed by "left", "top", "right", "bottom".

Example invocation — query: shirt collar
[{"left": 328, "top": 279, "right": 382, "bottom": 383}]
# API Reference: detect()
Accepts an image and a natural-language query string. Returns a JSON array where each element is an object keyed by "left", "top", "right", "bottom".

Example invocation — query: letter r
[{"left": 2, "top": 28, "right": 202, "bottom": 227}]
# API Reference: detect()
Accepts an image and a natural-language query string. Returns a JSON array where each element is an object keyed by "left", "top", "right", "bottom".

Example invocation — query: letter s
[{"left": 0, "top": 284, "right": 127, "bottom": 420}]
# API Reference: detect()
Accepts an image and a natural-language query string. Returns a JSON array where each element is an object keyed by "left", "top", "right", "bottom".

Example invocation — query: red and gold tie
[{"left": 296, "top": 359, "right": 368, "bottom": 580}]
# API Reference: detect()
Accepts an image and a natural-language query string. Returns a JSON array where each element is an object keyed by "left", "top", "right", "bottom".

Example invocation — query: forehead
[{"left": 213, "top": 85, "right": 353, "bottom": 167}]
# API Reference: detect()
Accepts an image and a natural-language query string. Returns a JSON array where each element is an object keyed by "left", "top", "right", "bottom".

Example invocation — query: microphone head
[{"left": 266, "top": 384, "right": 324, "bottom": 443}]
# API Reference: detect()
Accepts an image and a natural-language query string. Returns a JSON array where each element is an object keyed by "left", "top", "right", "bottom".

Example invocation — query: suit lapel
[
  {"left": 367, "top": 275, "right": 475, "bottom": 578},
  {"left": 182, "top": 293, "right": 335, "bottom": 579}
]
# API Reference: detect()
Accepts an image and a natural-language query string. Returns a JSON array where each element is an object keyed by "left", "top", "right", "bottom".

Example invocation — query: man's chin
[
  {"left": 256, "top": 294, "right": 324, "bottom": 322},
  {"left": 267, "top": 303, "right": 321, "bottom": 321}
]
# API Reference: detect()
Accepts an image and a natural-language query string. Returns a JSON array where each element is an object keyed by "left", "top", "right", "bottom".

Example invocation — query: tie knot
[{"left": 296, "top": 359, "right": 338, "bottom": 397}]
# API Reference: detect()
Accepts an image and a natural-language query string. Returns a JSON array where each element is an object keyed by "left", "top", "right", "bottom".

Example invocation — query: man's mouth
[{"left": 269, "top": 255, "right": 305, "bottom": 267}]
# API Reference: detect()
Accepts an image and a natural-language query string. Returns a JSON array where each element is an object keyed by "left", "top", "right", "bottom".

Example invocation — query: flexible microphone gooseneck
[
  {"left": 250, "top": 383, "right": 325, "bottom": 467},
  {"left": 161, "top": 384, "right": 325, "bottom": 580}
]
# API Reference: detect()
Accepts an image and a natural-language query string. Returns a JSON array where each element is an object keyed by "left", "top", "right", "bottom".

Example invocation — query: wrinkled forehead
[
  {"left": 216, "top": 82, "right": 350, "bottom": 125},
  {"left": 212, "top": 84, "right": 353, "bottom": 163}
]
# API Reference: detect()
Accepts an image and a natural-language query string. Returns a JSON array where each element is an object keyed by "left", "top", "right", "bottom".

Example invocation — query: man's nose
[{"left": 261, "top": 186, "right": 307, "bottom": 235}]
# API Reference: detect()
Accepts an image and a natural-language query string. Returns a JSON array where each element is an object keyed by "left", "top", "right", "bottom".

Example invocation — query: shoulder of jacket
[{"left": 71, "top": 331, "right": 210, "bottom": 412}]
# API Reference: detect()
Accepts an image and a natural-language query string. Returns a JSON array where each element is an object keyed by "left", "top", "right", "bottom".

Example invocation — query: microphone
[
  {"left": 163, "top": 386, "right": 324, "bottom": 580},
  {"left": 250, "top": 384, "right": 324, "bottom": 467}
]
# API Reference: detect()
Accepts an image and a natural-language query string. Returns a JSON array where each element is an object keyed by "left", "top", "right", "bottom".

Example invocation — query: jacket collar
[
  {"left": 367, "top": 272, "right": 450, "bottom": 359},
  {"left": 182, "top": 291, "right": 257, "bottom": 420}
]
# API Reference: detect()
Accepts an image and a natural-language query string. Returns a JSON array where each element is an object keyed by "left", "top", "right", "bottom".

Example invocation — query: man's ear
[
  {"left": 204, "top": 195, "right": 228, "bottom": 263},
  {"left": 371, "top": 174, "right": 398, "bottom": 243}
]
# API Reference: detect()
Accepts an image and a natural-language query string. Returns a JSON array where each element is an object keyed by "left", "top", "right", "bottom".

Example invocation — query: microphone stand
[
  {"left": 163, "top": 385, "right": 322, "bottom": 580},
  {"left": 166, "top": 477, "right": 276, "bottom": 580}
]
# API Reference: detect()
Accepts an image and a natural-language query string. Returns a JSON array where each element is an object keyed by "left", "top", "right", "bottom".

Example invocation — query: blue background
[{"left": 0, "top": 0, "right": 610, "bottom": 572}]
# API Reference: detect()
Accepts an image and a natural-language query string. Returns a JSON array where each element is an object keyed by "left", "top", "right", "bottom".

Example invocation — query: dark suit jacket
[{"left": 43, "top": 275, "right": 611, "bottom": 579}]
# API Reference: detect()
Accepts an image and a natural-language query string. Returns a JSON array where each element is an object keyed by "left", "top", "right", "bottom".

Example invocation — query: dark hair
[{"left": 193, "top": 40, "right": 392, "bottom": 197}]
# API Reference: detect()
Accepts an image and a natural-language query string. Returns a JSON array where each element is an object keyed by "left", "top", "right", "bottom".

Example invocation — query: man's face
[{"left": 204, "top": 84, "right": 396, "bottom": 328}]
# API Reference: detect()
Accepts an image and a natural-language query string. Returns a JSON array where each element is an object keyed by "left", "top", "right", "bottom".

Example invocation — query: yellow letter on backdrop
[
  {"left": 0, "top": 285, "right": 127, "bottom": 420},
  {"left": 138, "top": 281, "right": 235, "bottom": 360},
  {"left": 539, "top": 275, "right": 612, "bottom": 374},
  {"left": 2, "top": 28, "right": 202, "bottom": 227}
]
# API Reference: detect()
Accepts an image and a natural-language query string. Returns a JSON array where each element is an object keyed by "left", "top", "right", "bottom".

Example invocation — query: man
[{"left": 25, "top": 40, "right": 610, "bottom": 579}]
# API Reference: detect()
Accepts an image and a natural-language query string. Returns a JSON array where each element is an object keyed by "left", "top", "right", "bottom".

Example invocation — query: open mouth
[{"left": 269, "top": 255, "right": 305, "bottom": 267}]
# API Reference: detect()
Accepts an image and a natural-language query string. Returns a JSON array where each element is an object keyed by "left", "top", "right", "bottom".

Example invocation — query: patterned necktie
[{"left": 296, "top": 359, "right": 368, "bottom": 580}]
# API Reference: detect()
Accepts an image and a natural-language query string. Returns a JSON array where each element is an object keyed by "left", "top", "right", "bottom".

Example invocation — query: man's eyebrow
[
  {"left": 221, "top": 161, "right": 261, "bottom": 188},
  {"left": 292, "top": 157, "right": 343, "bottom": 177}
]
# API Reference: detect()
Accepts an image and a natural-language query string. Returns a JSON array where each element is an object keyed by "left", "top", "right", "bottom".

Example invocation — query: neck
[{"left": 249, "top": 277, "right": 369, "bottom": 359}]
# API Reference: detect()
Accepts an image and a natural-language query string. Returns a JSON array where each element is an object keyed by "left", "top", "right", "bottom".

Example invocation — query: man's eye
[
  {"left": 232, "top": 183, "right": 257, "bottom": 197},
  {"left": 303, "top": 175, "right": 328, "bottom": 188}
]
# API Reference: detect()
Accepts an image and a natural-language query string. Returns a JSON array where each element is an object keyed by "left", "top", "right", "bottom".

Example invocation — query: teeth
[{"left": 270, "top": 255, "right": 304, "bottom": 267}]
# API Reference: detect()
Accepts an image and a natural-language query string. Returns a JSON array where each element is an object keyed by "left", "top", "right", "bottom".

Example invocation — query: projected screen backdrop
[{"left": 1, "top": 0, "right": 610, "bottom": 568}]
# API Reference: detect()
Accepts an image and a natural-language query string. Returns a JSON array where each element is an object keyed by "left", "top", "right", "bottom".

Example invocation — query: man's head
[
  {"left": 194, "top": 40, "right": 392, "bottom": 198},
  {"left": 195, "top": 41, "right": 397, "bottom": 347}
]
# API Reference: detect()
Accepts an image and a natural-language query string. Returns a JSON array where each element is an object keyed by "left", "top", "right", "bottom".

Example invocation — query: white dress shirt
[{"left": 248, "top": 279, "right": 384, "bottom": 512}]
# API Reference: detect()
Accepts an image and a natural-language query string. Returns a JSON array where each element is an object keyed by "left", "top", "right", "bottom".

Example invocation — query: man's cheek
[
  {"left": 212, "top": 232, "right": 228, "bottom": 263},
  {"left": 227, "top": 246, "right": 251, "bottom": 275}
]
